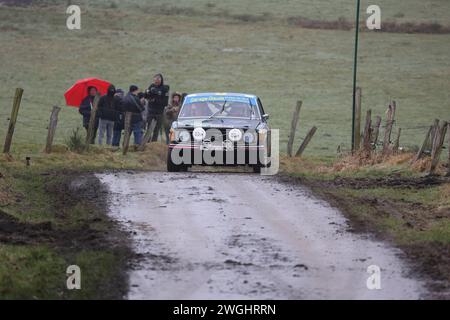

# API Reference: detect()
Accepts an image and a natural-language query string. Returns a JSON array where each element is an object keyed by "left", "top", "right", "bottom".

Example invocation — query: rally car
[{"left": 167, "top": 93, "right": 271, "bottom": 173}]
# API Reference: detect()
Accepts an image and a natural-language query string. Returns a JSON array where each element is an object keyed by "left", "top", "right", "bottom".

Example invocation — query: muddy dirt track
[{"left": 99, "top": 172, "right": 426, "bottom": 300}]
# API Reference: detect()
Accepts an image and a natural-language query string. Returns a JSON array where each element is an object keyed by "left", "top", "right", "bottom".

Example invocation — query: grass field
[
  {"left": 0, "top": 1, "right": 449, "bottom": 299},
  {"left": 0, "top": 0, "right": 449, "bottom": 158}
]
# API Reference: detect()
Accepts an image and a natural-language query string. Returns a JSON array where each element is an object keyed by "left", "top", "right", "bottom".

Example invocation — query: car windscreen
[{"left": 179, "top": 96, "right": 257, "bottom": 119}]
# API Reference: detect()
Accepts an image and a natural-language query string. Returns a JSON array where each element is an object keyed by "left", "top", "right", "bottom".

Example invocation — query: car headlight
[
  {"left": 258, "top": 128, "right": 267, "bottom": 142},
  {"left": 192, "top": 127, "right": 206, "bottom": 141},
  {"left": 228, "top": 128, "right": 242, "bottom": 142},
  {"left": 177, "top": 130, "right": 191, "bottom": 142},
  {"left": 243, "top": 131, "right": 255, "bottom": 144}
]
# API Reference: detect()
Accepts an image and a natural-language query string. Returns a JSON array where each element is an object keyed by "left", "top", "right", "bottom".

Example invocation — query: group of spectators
[{"left": 79, "top": 73, "right": 185, "bottom": 146}]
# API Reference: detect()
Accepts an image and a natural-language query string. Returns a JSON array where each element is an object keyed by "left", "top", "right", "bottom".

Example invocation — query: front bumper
[{"left": 168, "top": 143, "right": 268, "bottom": 166}]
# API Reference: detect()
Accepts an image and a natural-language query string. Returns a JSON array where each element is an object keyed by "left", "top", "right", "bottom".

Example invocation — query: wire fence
[{"left": 1, "top": 90, "right": 448, "bottom": 172}]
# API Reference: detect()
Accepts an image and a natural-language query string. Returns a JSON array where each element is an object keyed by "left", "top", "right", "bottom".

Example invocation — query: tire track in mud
[{"left": 99, "top": 172, "right": 426, "bottom": 300}]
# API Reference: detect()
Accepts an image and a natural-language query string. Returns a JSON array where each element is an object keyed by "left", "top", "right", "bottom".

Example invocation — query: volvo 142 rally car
[{"left": 167, "top": 93, "right": 271, "bottom": 173}]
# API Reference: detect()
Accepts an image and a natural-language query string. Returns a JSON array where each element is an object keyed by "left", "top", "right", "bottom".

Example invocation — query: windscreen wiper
[{"left": 207, "top": 100, "right": 227, "bottom": 120}]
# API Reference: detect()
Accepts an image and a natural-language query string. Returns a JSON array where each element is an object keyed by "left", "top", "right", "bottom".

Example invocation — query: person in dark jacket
[
  {"left": 112, "top": 88, "right": 125, "bottom": 147},
  {"left": 123, "top": 85, "right": 144, "bottom": 145},
  {"left": 79, "top": 86, "right": 99, "bottom": 144},
  {"left": 145, "top": 74, "right": 170, "bottom": 142},
  {"left": 97, "top": 84, "right": 117, "bottom": 145}
]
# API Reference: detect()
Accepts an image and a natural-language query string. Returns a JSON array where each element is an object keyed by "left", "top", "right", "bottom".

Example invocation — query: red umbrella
[{"left": 64, "top": 77, "right": 111, "bottom": 107}]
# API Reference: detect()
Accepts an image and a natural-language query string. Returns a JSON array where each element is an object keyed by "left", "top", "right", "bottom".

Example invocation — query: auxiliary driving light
[
  {"left": 243, "top": 131, "right": 255, "bottom": 144},
  {"left": 178, "top": 130, "right": 191, "bottom": 142},
  {"left": 228, "top": 128, "right": 242, "bottom": 142},
  {"left": 192, "top": 127, "right": 207, "bottom": 141}
]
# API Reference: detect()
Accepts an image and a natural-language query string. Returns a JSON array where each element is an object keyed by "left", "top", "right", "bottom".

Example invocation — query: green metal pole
[{"left": 351, "top": 0, "right": 361, "bottom": 152}]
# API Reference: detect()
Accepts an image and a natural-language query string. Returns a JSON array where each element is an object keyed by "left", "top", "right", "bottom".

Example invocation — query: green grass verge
[
  {"left": 0, "top": 245, "right": 123, "bottom": 299},
  {"left": 0, "top": 165, "right": 130, "bottom": 299}
]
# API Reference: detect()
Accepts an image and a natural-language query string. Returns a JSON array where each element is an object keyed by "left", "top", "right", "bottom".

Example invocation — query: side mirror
[{"left": 262, "top": 114, "right": 269, "bottom": 121}]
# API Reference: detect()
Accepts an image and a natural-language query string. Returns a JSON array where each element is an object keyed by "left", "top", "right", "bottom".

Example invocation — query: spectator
[
  {"left": 79, "top": 86, "right": 99, "bottom": 144},
  {"left": 164, "top": 92, "right": 182, "bottom": 144},
  {"left": 97, "top": 84, "right": 117, "bottom": 145},
  {"left": 145, "top": 73, "right": 170, "bottom": 142},
  {"left": 123, "top": 85, "right": 144, "bottom": 145},
  {"left": 138, "top": 92, "right": 148, "bottom": 124},
  {"left": 112, "top": 88, "right": 125, "bottom": 147}
]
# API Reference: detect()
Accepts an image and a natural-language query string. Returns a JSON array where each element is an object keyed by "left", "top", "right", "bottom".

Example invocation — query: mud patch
[
  {"left": 278, "top": 174, "right": 449, "bottom": 190},
  {"left": 279, "top": 174, "right": 450, "bottom": 299},
  {"left": 331, "top": 175, "right": 449, "bottom": 190}
]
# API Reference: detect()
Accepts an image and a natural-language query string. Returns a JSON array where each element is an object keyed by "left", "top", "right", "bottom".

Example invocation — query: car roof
[{"left": 185, "top": 92, "right": 258, "bottom": 99}]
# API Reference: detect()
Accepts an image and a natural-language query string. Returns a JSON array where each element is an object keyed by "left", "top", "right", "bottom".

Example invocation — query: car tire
[
  {"left": 252, "top": 165, "right": 261, "bottom": 174},
  {"left": 167, "top": 149, "right": 187, "bottom": 172}
]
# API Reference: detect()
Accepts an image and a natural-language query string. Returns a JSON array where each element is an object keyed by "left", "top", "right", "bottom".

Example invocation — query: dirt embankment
[
  {"left": 278, "top": 174, "right": 450, "bottom": 299},
  {"left": 0, "top": 170, "right": 133, "bottom": 299}
]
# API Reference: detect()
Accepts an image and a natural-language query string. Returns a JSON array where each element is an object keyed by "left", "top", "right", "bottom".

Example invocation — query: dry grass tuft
[{"left": 0, "top": 142, "right": 168, "bottom": 172}]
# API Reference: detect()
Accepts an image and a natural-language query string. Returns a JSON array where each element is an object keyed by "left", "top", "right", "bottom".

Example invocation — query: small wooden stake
[
  {"left": 430, "top": 121, "right": 448, "bottom": 174},
  {"left": 44, "top": 106, "right": 61, "bottom": 154},
  {"left": 85, "top": 94, "right": 100, "bottom": 145},
  {"left": 3, "top": 88, "right": 24, "bottom": 154},
  {"left": 122, "top": 112, "right": 132, "bottom": 155},
  {"left": 362, "top": 109, "right": 372, "bottom": 153},
  {"left": 354, "top": 87, "right": 362, "bottom": 150},
  {"left": 393, "top": 128, "right": 402, "bottom": 154},
  {"left": 287, "top": 101, "right": 302, "bottom": 157},
  {"left": 138, "top": 118, "right": 156, "bottom": 151},
  {"left": 372, "top": 116, "right": 382, "bottom": 146},
  {"left": 295, "top": 126, "right": 317, "bottom": 157},
  {"left": 429, "top": 119, "right": 440, "bottom": 151},
  {"left": 382, "top": 101, "right": 396, "bottom": 155},
  {"left": 412, "top": 126, "right": 433, "bottom": 163}
]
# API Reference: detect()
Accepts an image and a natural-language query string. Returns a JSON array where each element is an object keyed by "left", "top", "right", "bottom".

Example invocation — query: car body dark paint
[{"left": 167, "top": 93, "right": 270, "bottom": 171}]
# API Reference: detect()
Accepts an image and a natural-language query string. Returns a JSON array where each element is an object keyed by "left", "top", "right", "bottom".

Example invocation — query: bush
[{"left": 65, "top": 128, "right": 87, "bottom": 153}]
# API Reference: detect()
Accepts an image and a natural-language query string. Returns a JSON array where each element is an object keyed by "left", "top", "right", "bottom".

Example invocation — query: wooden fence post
[
  {"left": 295, "top": 126, "right": 317, "bottom": 157},
  {"left": 138, "top": 118, "right": 156, "bottom": 151},
  {"left": 122, "top": 112, "right": 132, "bottom": 155},
  {"left": 412, "top": 126, "right": 433, "bottom": 163},
  {"left": 429, "top": 119, "right": 440, "bottom": 150},
  {"left": 287, "top": 101, "right": 302, "bottom": 157},
  {"left": 393, "top": 128, "right": 402, "bottom": 154},
  {"left": 44, "top": 106, "right": 61, "bottom": 154},
  {"left": 85, "top": 94, "right": 100, "bottom": 145},
  {"left": 430, "top": 121, "right": 448, "bottom": 174},
  {"left": 371, "top": 115, "right": 382, "bottom": 146},
  {"left": 3, "top": 88, "right": 24, "bottom": 154},
  {"left": 354, "top": 87, "right": 362, "bottom": 150},
  {"left": 382, "top": 101, "right": 396, "bottom": 155},
  {"left": 362, "top": 109, "right": 372, "bottom": 153}
]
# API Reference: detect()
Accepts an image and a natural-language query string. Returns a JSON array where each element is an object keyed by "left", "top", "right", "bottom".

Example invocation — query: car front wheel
[{"left": 167, "top": 149, "right": 188, "bottom": 172}]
